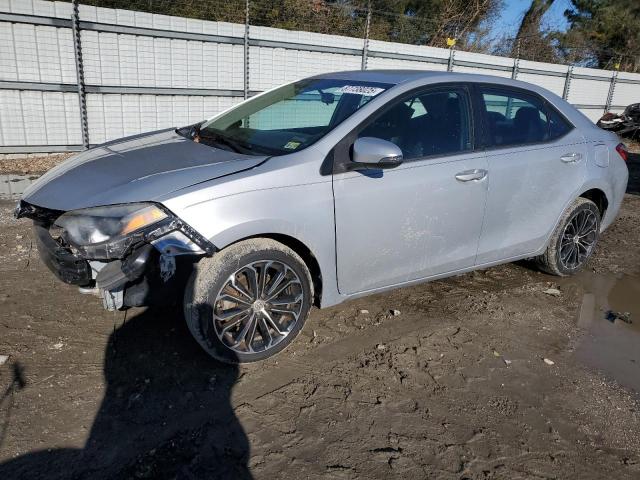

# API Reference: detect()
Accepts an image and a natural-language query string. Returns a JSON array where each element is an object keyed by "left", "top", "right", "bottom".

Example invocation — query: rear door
[
  {"left": 332, "top": 85, "right": 489, "bottom": 295},
  {"left": 474, "top": 86, "right": 587, "bottom": 264}
]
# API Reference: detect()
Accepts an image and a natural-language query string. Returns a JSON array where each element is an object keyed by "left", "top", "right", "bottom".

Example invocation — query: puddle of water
[
  {"left": 0, "top": 174, "right": 39, "bottom": 200},
  {"left": 563, "top": 272, "right": 640, "bottom": 393}
]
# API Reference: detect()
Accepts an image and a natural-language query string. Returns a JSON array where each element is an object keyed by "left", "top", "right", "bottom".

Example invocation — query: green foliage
[{"left": 562, "top": 0, "right": 640, "bottom": 71}]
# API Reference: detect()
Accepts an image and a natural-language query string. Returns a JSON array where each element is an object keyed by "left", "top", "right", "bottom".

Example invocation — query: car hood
[{"left": 21, "top": 129, "right": 268, "bottom": 211}]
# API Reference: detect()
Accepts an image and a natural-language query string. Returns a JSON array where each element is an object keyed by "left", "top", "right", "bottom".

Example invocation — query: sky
[{"left": 491, "top": 0, "right": 573, "bottom": 40}]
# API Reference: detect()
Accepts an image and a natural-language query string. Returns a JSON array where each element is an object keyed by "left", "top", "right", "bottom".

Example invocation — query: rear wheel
[
  {"left": 184, "top": 238, "right": 313, "bottom": 363},
  {"left": 537, "top": 197, "right": 601, "bottom": 276}
]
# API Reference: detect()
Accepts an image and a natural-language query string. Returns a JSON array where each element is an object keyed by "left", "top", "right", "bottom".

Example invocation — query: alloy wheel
[
  {"left": 559, "top": 209, "right": 598, "bottom": 270},
  {"left": 212, "top": 260, "right": 304, "bottom": 354}
]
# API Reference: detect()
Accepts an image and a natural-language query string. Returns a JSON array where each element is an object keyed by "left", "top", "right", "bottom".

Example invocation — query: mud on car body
[{"left": 15, "top": 70, "right": 629, "bottom": 363}]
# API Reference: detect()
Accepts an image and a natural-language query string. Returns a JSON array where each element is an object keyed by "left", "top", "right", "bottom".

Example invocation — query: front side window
[
  {"left": 480, "top": 88, "right": 570, "bottom": 147},
  {"left": 198, "top": 79, "right": 391, "bottom": 155},
  {"left": 357, "top": 88, "right": 472, "bottom": 160}
]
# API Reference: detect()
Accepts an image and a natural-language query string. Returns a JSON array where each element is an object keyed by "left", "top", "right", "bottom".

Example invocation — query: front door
[{"left": 332, "top": 85, "right": 489, "bottom": 295}]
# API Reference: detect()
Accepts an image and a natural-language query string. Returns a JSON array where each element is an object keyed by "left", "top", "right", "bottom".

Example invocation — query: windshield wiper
[
  {"left": 193, "top": 125, "right": 253, "bottom": 154},
  {"left": 201, "top": 133, "right": 243, "bottom": 153}
]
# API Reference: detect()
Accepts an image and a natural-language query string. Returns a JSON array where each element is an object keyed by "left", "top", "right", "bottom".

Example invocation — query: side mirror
[{"left": 347, "top": 137, "right": 404, "bottom": 171}]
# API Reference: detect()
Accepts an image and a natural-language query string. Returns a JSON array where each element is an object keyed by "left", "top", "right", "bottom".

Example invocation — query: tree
[
  {"left": 250, "top": 0, "right": 366, "bottom": 36},
  {"left": 367, "top": 0, "right": 502, "bottom": 49},
  {"left": 70, "top": 0, "right": 501, "bottom": 51},
  {"left": 511, "top": 0, "right": 558, "bottom": 62},
  {"left": 561, "top": 0, "right": 640, "bottom": 72}
]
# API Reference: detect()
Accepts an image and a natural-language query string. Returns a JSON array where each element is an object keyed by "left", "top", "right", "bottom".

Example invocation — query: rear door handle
[
  {"left": 561, "top": 152, "right": 582, "bottom": 163},
  {"left": 455, "top": 169, "right": 487, "bottom": 182}
]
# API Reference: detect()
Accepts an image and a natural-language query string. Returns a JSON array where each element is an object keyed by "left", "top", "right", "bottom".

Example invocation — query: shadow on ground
[{"left": 0, "top": 307, "right": 251, "bottom": 480}]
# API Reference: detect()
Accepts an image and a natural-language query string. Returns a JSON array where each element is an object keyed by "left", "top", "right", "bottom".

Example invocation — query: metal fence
[{"left": 1, "top": 0, "right": 639, "bottom": 156}]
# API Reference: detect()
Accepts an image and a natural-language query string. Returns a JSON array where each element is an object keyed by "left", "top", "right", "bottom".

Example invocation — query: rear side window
[{"left": 480, "top": 89, "right": 550, "bottom": 147}]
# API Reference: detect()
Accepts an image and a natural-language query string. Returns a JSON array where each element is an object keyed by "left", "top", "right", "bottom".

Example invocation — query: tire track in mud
[{"left": 232, "top": 265, "right": 550, "bottom": 406}]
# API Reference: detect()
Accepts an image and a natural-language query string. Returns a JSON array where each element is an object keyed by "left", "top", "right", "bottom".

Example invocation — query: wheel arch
[
  {"left": 537, "top": 185, "right": 611, "bottom": 255},
  {"left": 578, "top": 188, "right": 608, "bottom": 218},
  {"left": 217, "top": 232, "right": 324, "bottom": 308}
]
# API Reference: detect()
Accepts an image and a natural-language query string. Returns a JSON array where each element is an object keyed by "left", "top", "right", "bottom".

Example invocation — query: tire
[
  {"left": 184, "top": 238, "right": 313, "bottom": 363},
  {"left": 536, "top": 197, "right": 601, "bottom": 276}
]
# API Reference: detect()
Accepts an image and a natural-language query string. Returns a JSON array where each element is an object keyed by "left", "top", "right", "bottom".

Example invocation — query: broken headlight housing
[{"left": 53, "top": 202, "right": 211, "bottom": 260}]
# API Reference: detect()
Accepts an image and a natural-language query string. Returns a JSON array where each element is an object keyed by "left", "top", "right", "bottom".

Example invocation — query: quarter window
[
  {"left": 357, "top": 88, "right": 472, "bottom": 160},
  {"left": 547, "top": 106, "right": 572, "bottom": 140}
]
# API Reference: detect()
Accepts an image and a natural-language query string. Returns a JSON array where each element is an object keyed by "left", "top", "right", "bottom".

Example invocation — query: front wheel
[
  {"left": 184, "top": 238, "right": 313, "bottom": 363},
  {"left": 536, "top": 197, "right": 601, "bottom": 276}
]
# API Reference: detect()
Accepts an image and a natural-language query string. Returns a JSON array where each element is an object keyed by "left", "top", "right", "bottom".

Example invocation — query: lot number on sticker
[{"left": 339, "top": 85, "right": 385, "bottom": 96}]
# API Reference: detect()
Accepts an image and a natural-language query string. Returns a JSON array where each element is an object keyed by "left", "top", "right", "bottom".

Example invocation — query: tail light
[{"left": 615, "top": 143, "right": 628, "bottom": 162}]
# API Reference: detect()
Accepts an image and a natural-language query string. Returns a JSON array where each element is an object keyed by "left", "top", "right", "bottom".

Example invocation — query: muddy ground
[{"left": 0, "top": 155, "right": 639, "bottom": 479}]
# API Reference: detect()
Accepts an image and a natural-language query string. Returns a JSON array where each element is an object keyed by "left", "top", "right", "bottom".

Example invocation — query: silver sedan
[{"left": 16, "top": 70, "right": 629, "bottom": 363}]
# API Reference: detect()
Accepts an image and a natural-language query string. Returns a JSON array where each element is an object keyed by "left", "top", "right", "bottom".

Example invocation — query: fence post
[
  {"left": 243, "top": 0, "right": 250, "bottom": 100},
  {"left": 361, "top": 1, "right": 371, "bottom": 71},
  {"left": 71, "top": 0, "right": 89, "bottom": 149},
  {"left": 511, "top": 40, "right": 520, "bottom": 79},
  {"left": 604, "top": 70, "right": 618, "bottom": 113},
  {"left": 562, "top": 66, "right": 573, "bottom": 100},
  {"left": 447, "top": 48, "right": 455, "bottom": 72}
]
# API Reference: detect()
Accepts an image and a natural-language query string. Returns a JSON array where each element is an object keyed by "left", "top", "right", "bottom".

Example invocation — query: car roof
[
  {"left": 312, "top": 69, "right": 446, "bottom": 84},
  {"left": 313, "top": 69, "right": 534, "bottom": 90},
  {"left": 312, "top": 69, "right": 598, "bottom": 131}
]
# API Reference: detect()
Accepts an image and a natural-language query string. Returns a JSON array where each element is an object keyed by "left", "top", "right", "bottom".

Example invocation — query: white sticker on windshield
[
  {"left": 283, "top": 140, "right": 301, "bottom": 150},
  {"left": 339, "top": 85, "right": 385, "bottom": 96}
]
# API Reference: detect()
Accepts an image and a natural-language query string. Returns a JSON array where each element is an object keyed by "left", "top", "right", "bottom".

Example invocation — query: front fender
[{"left": 163, "top": 182, "right": 343, "bottom": 308}]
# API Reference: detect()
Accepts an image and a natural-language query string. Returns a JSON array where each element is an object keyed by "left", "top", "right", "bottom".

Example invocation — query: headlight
[{"left": 54, "top": 203, "right": 171, "bottom": 259}]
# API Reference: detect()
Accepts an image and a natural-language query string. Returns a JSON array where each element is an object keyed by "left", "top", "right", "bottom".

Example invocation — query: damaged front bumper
[
  {"left": 33, "top": 224, "right": 93, "bottom": 285},
  {"left": 17, "top": 200, "right": 215, "bottom": 311},
  {"left": 91, "top": 245, "right": 181, "bottom": 311}
]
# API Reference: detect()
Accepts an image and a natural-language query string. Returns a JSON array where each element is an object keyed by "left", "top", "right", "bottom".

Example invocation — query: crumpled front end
[{"left": 15, "top": 200, "right": 215, "bottom": 311}]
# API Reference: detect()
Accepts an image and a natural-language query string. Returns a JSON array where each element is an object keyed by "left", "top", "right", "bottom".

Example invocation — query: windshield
[{"left": 197, "top": 78, "right": 392, "bottom": 155}]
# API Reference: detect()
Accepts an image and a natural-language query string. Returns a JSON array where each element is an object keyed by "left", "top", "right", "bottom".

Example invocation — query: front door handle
[
  {"left": 561, "top": 152, "right": 582, "bottom": 163},
  {"left": 455, "top": 169, "right": 487, "bottom": 182}
]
